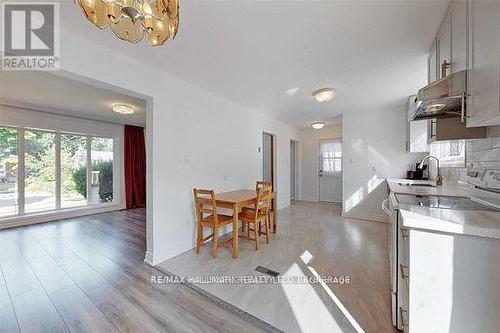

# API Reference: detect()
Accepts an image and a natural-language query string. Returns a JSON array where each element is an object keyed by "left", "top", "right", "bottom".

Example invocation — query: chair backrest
[
  {"left": 256, "top": 180, "right": 273, "bottom": 191},
  {"left": 254, "top": 185, "right": 272, "bottom": 219},
  {"left": 193, "top": 189, "right": 218, "bottom": 224}
]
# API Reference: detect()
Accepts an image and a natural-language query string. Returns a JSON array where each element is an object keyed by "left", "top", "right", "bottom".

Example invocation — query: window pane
[
  {"left": 61, "top": 134, "right": 87, "bottom": 208},
  {"left": 0, "top": 128, "right": 19, "bottom": 217},
  {"left": 25, "top": 130, "right": 56, "bottom": 213},
  {"left": 334, "top": 159, "right": 342, "bottom": 172},
  {"left": 430, "top": 140, "right": 465, "bottom": 168},
  {"left": 91, "top": 137, "right": 113, "bottom": 204}
]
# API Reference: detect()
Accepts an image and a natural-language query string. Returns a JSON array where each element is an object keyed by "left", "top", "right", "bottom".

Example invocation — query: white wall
[
  {"left": 298, "top": 123, "right": 343, "bottom": 201},
  {"left": 52, "top": 27, "right": 297, "bottom": 264},
  {"left": 342, "top": 106, "right": 414, "bottom": 222}
]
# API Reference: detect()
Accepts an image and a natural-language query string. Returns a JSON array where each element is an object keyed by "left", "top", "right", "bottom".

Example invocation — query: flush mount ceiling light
[
  {"left": 311, "top": 122, "right": 325, "bottom": 130},
  {"left": 112, "top": 103, "right": 135, "bottom": 115},
  {"left": 312, "top": 88, "right": 335, "bottom": 102},
  {"left": 75, "top": 0, "right": 179, "bottom": 46}
]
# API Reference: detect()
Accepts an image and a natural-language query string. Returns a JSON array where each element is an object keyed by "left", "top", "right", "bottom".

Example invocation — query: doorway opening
[
  {"left": 290, "top": 140, "right": 299, "bottom": 201},
  {"left": 262, "top": 132, "right": 275, "bottom": 188},
  {"left": 318, "top": 139, "right": 342, "bottom": 203}
]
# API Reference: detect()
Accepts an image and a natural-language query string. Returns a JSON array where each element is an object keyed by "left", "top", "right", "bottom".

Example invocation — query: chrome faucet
[{"left": 418, "top": 155, "right": 443, "bottom": 186}]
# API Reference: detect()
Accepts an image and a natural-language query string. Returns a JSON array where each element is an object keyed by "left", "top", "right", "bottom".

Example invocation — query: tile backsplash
[
  {"left": 466, "top": 137, "right": 500, "bottom": 169},
  {"left": 441, "top": 128, "right": 500, "bottom": 183}
]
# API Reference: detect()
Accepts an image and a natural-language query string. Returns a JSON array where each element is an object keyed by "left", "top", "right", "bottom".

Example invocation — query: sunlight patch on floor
[
  {"left": 307, "top": 266, "right": 365, "bottom": 333},
  {"left": 282, "top": 263, "right": 345, "bottom": 333}
]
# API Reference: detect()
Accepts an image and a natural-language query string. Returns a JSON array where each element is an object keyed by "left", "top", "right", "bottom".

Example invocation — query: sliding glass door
[
  {"left": 0, "top": 126, "right": 116, "bottom": 219},
  {"left": 61, "top": 134, "right": 88, "bottom": 208},
  {"left": 0, "top": 128, "right": 19, "bottom": 217},
  {"left": 24, "top": 130, "right": 56, "bottom": 213},
  {"left": 91, "top": 137, "right": 114, "bottom": 204}
]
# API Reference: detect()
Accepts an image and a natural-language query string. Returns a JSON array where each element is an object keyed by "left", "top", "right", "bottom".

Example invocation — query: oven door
[{"left": 382, "top": 196, "right": 398, "bottom": 327}]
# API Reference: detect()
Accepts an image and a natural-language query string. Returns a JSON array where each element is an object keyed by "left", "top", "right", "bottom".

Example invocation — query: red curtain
[{"left": 124, "top": 125, "right": 146, "bottom": 209}]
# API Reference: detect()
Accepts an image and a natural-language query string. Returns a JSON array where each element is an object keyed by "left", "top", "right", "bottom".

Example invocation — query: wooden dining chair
[
  {"left": 238, "top": 185, "right": 272, "bottom": 250},
  {"left": 242, "top": 180, "right": 274, "bottom": 233},
  {"left": 193, "top": 189, "right": 233, "bottom": 258}
]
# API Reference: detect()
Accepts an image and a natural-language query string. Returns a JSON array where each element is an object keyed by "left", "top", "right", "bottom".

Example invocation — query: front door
[{"left": 318, "top": 139, "right": 342, "bottom": 203}]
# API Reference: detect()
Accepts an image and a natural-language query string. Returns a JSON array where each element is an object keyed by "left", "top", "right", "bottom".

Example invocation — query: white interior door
[
  {"left": 262, "top": 133, "right": 273, "bottom": 184},
  {"left": 318, "top": 139, "right": 342, "bottom": 203}
]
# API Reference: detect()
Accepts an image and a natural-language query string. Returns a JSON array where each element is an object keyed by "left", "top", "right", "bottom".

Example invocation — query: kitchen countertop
[{"left": 387, "top": 179, "right": 500, "bottom": 240}]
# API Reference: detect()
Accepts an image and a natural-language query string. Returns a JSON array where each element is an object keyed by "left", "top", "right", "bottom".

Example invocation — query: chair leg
[
  {"left": 265, "top": 217, "right": 270, "bottom": 244},
  {"left": 212, "top": 226, "right": 218, "bottom": 258},
  {"left": 254, "top": 222, "right": 259, "bottom": 250},
  {"left": 196, "top": 222, "right": 203, "bottom": 254}
]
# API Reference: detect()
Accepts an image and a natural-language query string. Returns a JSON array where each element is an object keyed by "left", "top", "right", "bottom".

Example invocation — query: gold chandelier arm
[
  {"left": 75, "top": 0, "right": 114, "bottom": 29},
  {"left": 75, "top": 0, "right": 179, "bottom": 45}
]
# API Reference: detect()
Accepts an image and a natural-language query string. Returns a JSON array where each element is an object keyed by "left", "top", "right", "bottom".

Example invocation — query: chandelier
[{"left": 75, "top": 0, "right": 179, "bottom": 46}]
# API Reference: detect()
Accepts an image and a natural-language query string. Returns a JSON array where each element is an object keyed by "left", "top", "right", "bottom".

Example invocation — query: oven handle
[{"left": 382, "top": 199, "right": 392, "bottom": 216}]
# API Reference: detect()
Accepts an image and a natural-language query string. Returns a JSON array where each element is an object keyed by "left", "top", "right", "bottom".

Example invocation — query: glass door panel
[
  {"left": 25, "top": 130, "right": 56, "bottom": 213},
  {"left": 61, "top": 134, "right": 88, "bottom": 208},
  {"left": 0, "top": 128, "right": 19, "bottom": 217}
]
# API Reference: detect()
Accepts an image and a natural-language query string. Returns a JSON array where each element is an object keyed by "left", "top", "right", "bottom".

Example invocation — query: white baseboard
[
  {"left": 0, "top": 204, "right": 124, "bottom": 230},
  {"left": 144, "top": 251, "right": 154, "bottom": 266},
  {"left": 342, "top": 211, "right": 388, "bottom": 223},
  {"left": 150, "top": 228, "right": 234, "bottom": 266}
]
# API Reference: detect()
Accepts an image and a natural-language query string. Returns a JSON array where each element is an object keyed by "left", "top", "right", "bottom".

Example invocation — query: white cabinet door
[
  {"left": 467, "top": 0, "right": 500, "bottom": 127},
  {"left": 408, "top": 120, "right": 430, "bottom": 153},
  {"left": 437, "top": 11, "right": 451, "bottom": 79},
  {"left": 450, "top": 0, "right": 467, "bottom": 73},
  {"left": 428, "top": 40, "right": 438, "bottom": 84}
]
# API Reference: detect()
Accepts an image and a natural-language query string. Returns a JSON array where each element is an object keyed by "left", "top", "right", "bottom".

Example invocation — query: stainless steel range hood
[{"left": 409, "top": 70, "right": 467, "bottom": 121}]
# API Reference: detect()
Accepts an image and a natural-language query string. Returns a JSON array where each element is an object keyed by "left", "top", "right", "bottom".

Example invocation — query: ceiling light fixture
[
  {"left": 312, "top": 88, "right": 335, "bottom": 102},
  {"left": 311, "top": 122, "right": 325, "bottom": 130},
  {"left": 112, "top": 103, "right": 135, "bottom": 115},
  {"left": 75, "top": 0, "right": 179, "bottom": 46}
]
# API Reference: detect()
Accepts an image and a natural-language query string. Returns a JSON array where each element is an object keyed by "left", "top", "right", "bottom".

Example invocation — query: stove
[{"left": 395, "top": 193, "right": 500, "bottom": 212}]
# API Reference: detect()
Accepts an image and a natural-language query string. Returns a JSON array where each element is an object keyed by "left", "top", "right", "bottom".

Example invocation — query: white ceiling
[
  {"left": 63, "top": 1, "right": 448, "bottom": 127},
  {"left": 0, "top": 71, "right": 146, "bottom": 126}
]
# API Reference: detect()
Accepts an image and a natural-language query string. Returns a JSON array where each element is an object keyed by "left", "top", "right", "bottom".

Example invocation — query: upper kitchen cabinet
[
  {"left": 467, "top": 0, "right": 500, "bottom": 127},
  {"left": 427, "top": 0, "right": 467, "bottom": 81},
  {"left": 450, "top": 0, "right": 467, "bottom": 73},
  {"left": 428, "top": 40, "right": 438, "bottom": 84},
  {"left": 437, "top": 10, "right": 451, "bottom": 79}
]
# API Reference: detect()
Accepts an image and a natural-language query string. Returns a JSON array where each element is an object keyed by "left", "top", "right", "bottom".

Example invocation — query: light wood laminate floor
[
  {"left": 159, "top": 201, "right": 398, "bottom": 333},
  {"left": 0, "top": 209, "right": 277, "bottom": 333}
]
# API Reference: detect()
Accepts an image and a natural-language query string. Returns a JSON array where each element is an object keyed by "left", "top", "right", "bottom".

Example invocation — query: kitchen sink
[{"left": 395, "top": 193, "right": 500, "bottom": 212}]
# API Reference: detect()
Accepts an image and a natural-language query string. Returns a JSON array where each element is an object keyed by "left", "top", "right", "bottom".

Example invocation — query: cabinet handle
[
  {"left": 382, "top": 199, "right": 392, "bottom": 216},
  {"left": 461, "top": 92, "right": 466, "bottom": 123},
  {"left": 441, "top": 60, "right": 451, "bottom": 78},
  {"left": 400, "top": 264, "right": 409, "bottom": 280},
  {"left": 430, "top": 120, "right": 436, "bottom": 138},
  {"left": 400, "top": 307, "right": 408, "bottom": 327}
]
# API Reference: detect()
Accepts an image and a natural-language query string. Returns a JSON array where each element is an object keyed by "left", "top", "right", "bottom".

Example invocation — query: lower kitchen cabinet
[{"left": 400, "top": 225, "right": 500, "bottom": 333}]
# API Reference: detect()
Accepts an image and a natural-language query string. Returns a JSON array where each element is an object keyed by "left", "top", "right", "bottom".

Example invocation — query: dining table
[{"left": 215, "top": 189, "right": 277, "bottom": 258}]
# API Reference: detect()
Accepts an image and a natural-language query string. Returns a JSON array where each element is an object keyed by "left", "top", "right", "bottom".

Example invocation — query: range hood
[{"left": 408, "top": 70, "right": 467, "bottom": 121}]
